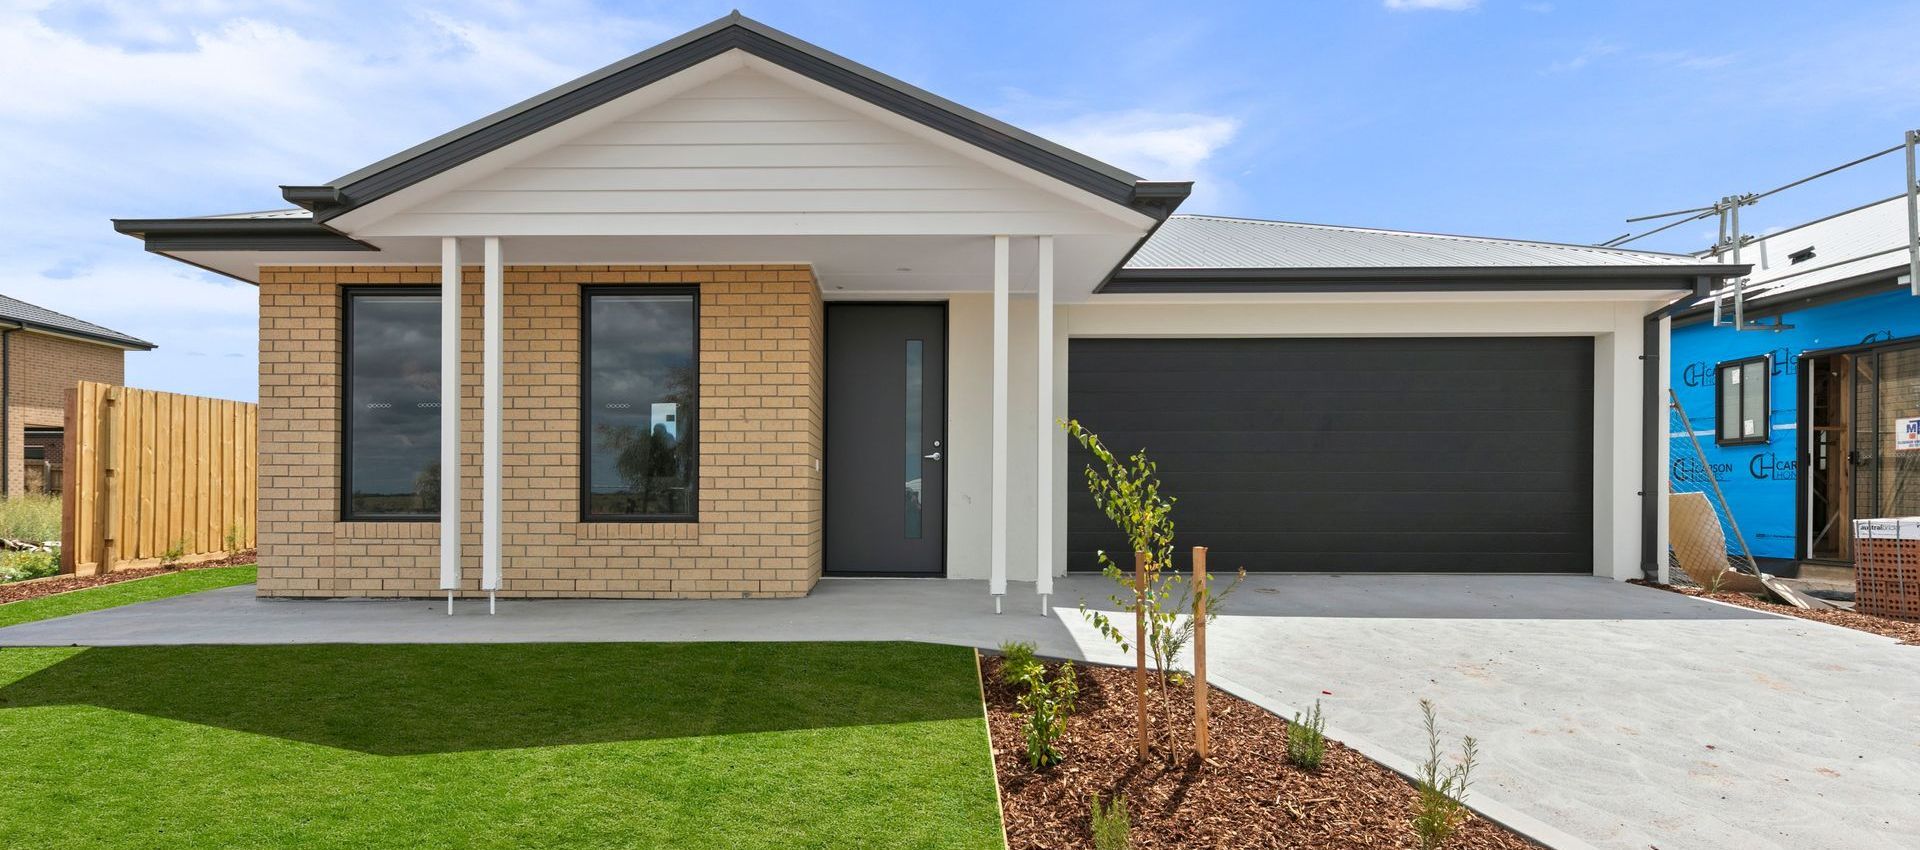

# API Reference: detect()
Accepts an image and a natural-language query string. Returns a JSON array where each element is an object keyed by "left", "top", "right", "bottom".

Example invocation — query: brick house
[
  {"left": 114, "top": 14, "right": 1741, "bottom": 610},
  {"left": 0, "top": 294, "right": 155, "bottom": 499}
]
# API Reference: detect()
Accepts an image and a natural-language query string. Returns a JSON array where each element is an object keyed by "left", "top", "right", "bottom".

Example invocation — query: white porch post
[
  {"left": 482, "top": 236, "right": 503, "bottom": 614},
  {"left": 1035, "top": 235, "right": 1054, "bottom": 616},
  {"left": 439, "top": 237, "right": 461, "bottom": 615},
  {"left": 990, "top": 234, "right": 1010, "bottom": 613}
]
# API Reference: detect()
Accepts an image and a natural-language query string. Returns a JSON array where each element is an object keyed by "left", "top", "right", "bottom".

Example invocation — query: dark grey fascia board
[
  {"left": 1098, "top": 263, "right": 1749, "bottom": 294},
  {"left": 283, "top": 13, "right": 1184, "bottom": 223},
  {"left": 111, "top": 217, "right": 378, "bottom": 252}
]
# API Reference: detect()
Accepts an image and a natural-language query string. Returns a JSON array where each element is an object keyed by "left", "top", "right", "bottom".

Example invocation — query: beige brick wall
[
  {"left": 4, "top": 331, "right": 125, "bottom": 496},
  {"left": 256, "top": 264, "right": 823, "bottom": 599}
]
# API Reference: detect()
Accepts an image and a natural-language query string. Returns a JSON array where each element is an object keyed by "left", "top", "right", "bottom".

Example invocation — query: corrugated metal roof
[
  {"left": 1708, "top": 194, "right": 1913, "bottom": 303},
  {"left": 199, "top": 208, "right": 313, "bottom": 220},
  {"left": 1129, "top": 214, "right": 1715, "bottom": 270},
  {"left": 0, "top": 294, "right": 155, "bottom": 350}
]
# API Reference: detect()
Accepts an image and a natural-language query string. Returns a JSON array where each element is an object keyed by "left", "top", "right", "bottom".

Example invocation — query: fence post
[
  {"left": 1134, "top": 549, "right": 1149, "bottom": 761},
  {"left": 59, "top": 388, "right": 77, "bottom": 574},
  {"left": 1193, "top": 545, "right": 1209, "bottom": 759},
  {"left": 100, "top": 386, "right": 122, "bottom": 572}
]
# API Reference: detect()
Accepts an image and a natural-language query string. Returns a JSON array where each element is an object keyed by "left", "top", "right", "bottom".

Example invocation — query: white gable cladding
[{"left": 355, "top": 65, "right": 1142, "bottom": 238}]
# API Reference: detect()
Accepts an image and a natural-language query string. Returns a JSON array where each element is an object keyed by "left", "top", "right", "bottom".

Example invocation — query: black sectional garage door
[{"left": 1066, "top": 337, "right": 1593, "bottom": 574}]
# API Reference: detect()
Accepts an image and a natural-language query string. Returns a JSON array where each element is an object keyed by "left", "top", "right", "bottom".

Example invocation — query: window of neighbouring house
[
  {"left": 1716, "top": 355, "right": 1770, "bottom": 445},
  {"left": 583, "top": 289, "right": 697, "bottom": 521},
  {"left": 343, "top": 290, "right": 440, "bottom": 520}
]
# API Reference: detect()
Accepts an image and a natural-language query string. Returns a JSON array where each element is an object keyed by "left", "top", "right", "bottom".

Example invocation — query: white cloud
[
  {"left": 1383, "top": 0, "right": 1481, "bottom": 11},
  {"left": 1032, "top": 110, "right": 1241, "bottom": 211},
  {"left": 0, "top": 1, "right": 675, "bottom": 401},
  {"left": 1036, "top": 111, "right": 1239, "bottom": 178},
  {"left": 1547, "top": 41, "right": 1623, "bottom": 73}
]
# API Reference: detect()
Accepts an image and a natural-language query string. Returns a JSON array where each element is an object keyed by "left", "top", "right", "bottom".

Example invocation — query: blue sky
[{"left": 3, "top": 0, "right": 1916, "bottom": 402}]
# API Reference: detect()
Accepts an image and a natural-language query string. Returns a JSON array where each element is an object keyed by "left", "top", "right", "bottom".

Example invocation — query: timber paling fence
[{"left": 60, "top": 381, "right": 257, "bottom": 574}]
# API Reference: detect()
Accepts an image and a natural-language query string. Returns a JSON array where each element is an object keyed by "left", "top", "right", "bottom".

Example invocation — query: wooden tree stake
[
  {"left": 1134, "top": 550, "right": 1149, "bottom": 761},
  {"left": 1193, "top": 546, "right": 1209, "bottom": 759}
]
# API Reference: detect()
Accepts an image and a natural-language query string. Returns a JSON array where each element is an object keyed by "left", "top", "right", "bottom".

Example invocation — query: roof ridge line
[{"left": 1169, "top": 213, "right": 1704, "bottom": 260}]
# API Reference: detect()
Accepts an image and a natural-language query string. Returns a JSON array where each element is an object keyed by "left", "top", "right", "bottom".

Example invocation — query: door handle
[{"left": 923, "top": 451, "right": 942, "bottom": 461}]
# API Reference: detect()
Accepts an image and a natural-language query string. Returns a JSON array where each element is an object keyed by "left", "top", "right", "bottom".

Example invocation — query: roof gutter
[
  {"left": 1099, "top": 263, "right": 1749, "bottom": 294},
  {"left": 111, "top": 218, "right": 377, "bottom": 253},
  {"left": 1089, "top": 181, "right": 1196, "bottom": 292},
  {"left": 1640, "top": 275, "right": 1716, "bottom": 582},
  {"left": 0, "top": 315, "right": 154, "bottom": 352}
]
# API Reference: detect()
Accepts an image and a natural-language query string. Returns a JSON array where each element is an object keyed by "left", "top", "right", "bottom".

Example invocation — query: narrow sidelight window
[
  {"left": 1715, "top": 355, "right": 1770, "bottom": 445},
  {"left": 583, "top": 289, "right": 698, "bottom": 520},
  {"left": 343, "top": 290, "right": 440, "bottom": 519},
  {"left": 904, "top": 339, "right": 924, "bottom": 539}
]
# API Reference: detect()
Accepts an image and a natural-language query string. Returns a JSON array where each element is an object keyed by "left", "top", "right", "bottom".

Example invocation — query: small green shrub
[
  {"left": 224, "top": 524, "right": 245, "bottom": 552},
  {"left": 0, "top": 548, "right": 61, "bottom": 583},
  {"left": 160, "top": 539, "right": 189, "bottom": 567},
  {"left": 1017, "top": 660, "right": 1079, "bottom": 769},
  {"left": 998, "top": 640, "right": 1039, "bottom": 684},
  {"left": 1090, "top": 793, "right": 1130, "bottom": 850},
  {"left": 1411, "top": 699, "right": 1479, "bottom": 850},
  {"left": 0, "top": 495, "right": 60, "bottom": 543},
  {"left": 1287, "top": 699, "right": 1328, "bottom": 770}
]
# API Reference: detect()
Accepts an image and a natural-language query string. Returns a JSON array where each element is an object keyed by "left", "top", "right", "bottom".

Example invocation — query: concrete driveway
[{"left": 1, "top": 574, "right": 1914, "bottom": 850}]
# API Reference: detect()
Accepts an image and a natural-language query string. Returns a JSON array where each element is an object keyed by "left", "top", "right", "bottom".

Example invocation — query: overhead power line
[{"left": 1607, "top": 141, "right": 1906, "bottom": 249}]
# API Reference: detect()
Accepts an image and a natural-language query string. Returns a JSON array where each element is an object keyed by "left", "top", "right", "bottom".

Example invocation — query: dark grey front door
[{"left": 825, "top": 304, "right": 946, "bottom": 575}]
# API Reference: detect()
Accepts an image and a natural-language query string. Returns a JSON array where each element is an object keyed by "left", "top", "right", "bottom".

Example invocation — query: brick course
[
  {"left": 256, "top": 264, "right": 823, "bottom": 599},
  {"left": 4, "top": 332, "right": 125, "bottom": 496}
]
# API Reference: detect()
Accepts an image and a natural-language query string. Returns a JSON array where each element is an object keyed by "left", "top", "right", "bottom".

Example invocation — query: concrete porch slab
[{"left": 1, "top": 573, "right": 1914, "bottom": 850}]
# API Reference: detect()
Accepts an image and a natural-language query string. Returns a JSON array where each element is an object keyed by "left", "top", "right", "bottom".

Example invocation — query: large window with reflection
[
  {"left": 583, "top": 289, "right": 698, "bottom": 520},
  {"left": 343, "top": 290, "right": 440, "bottom": 520}
]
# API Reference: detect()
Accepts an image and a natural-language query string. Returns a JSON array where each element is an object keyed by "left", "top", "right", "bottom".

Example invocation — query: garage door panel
[
  {"left": 1071, "top": 338, "right": 1588, "bottom": 368},
  {"left": 1069, "top": 389, "right": 1589, "bottom": 414},
  {"left": 1167, "top": 492, "right": 1591, "bottom": 521},
  {"left": 1072, "top": 370, "right": 1590, "bottom": 395},
  {"left": 1086, "top": 430, "right": 1591, "bottom": 456},
  {"left": 1078, "top": 408, "right": 1590, "bottom": 434},
  {"left": 1067, "top": 337, "right": 1593, "bottom": 574},
  {"left": 1162, "top": 470, "right": 1585, "bottom": 492}
]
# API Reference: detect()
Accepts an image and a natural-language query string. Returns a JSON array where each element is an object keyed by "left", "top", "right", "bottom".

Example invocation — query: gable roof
[
  {"left": 280, "top": 12, "right": 1188, "bottom": 225},
  {"left": 1104, "top": 214, "right": 1746, "bottom": 293},
  {"left": 0, "top": 294, "right": 155, "bottom": 350}
]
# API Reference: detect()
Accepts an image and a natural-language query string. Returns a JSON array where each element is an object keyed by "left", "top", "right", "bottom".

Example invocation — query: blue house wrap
[{"left": 1672, "top": 285, "right": 1920, "bottom": 561}]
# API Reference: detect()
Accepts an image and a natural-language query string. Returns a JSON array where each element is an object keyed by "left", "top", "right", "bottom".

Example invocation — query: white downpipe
[
  {"left": 990, "top": 234, "right": 1010, "bottom": 613},
  {"left": 1035, "top": 235, "right": 1054, "bottom": 616},
  {"left": 482, "top": 237, "right": 503, "bottom": 613},
  {"left": 439, "top": 237, "right": 462, "bottom": 615}
]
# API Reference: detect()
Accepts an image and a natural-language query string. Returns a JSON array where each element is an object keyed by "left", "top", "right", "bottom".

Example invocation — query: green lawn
[
  {"left": 0, "top": 641, "right": 1004, "bottom": 850},
  {"left": 0, "top": 566, "right": 258, "bottom": 629}
]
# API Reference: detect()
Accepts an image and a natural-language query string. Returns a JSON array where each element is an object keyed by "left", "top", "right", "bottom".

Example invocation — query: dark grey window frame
[
  {"left": 340, "top": 286, "right": 441, "bottom": 522},
  {"left": 579, "top": 285, "right": 701, "bottom": 523},
  {"left": 1714, "top": 354, "right": 1772, "bottom": 446}
]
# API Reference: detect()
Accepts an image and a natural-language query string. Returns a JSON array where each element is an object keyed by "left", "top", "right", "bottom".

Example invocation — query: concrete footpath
[{"left": 2, "top": 574, "right": 1915, "bottom": 850}]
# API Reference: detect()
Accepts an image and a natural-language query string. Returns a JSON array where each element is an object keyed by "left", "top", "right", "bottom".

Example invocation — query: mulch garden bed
[
  {"left": 0, "top": 551, "right": 257, "bottom": 606},
  {"left": 981, "top": 655, "right": 1535, "bottom": 850},
  {"left": 1631, "top": 579, "right": 1920, "bottom": 645}
]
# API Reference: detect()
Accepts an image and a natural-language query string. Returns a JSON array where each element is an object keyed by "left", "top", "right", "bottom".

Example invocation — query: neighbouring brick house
[
  {"left": 0, "top": 294, "right": 155, "bottom": 499},
  {"left": 115, "top": 14, "right": 1740, "bottom": 609}
]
